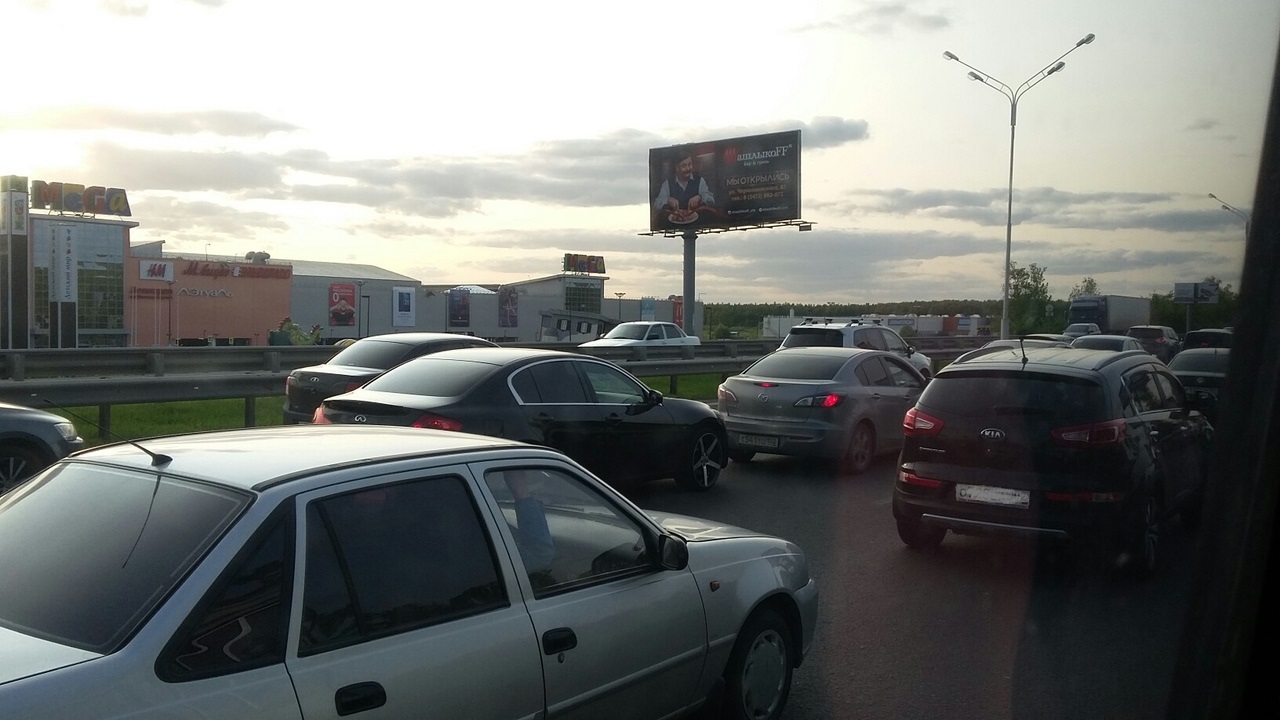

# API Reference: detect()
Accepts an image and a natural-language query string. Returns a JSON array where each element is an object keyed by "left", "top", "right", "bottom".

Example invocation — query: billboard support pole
[{"left": 683, "top": 231, "right": 696, "bottom": 332}]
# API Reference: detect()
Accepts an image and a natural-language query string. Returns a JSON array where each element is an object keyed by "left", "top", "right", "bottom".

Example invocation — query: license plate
[
  {"left": 956, "top": 484, "right": 1030, "bottom": 509},
  {"left": 738, "top": 433, "right": 780, "bottom": 449}
]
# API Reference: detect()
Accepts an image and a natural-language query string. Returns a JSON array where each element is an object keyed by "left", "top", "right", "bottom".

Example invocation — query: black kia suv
[{"left": 892, "top": 346, "right": 1213, "bottom": 575}]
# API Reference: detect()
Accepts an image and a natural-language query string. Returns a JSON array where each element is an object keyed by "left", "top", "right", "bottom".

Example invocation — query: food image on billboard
[{"left": 649, "top": 130, "right": 800, "bottom": 232}]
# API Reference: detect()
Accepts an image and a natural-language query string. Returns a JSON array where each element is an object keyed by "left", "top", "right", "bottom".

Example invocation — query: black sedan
[
  {"left": 315, "top": 347, "right": 728, "bottom": 490},
  {"left": 283, "top": 332, "right": 497, "bottom": 424},
  {"left": 1167, "top": 347, "right": 1230, "bottom": 424},
  {"left": 0, "top": 402, "right": 85, "bottom": 495}
]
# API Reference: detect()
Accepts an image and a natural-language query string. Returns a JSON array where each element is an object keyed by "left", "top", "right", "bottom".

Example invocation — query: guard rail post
[{"left": 147, "top": 352, "right": 165, "bottom": 377}]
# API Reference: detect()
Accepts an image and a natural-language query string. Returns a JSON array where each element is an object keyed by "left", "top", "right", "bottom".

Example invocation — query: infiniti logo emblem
[
  {"left": 758, "top": 394, "right": 769, "bottom": 403},
  {"left": 354, "top": 415, "right": 367, "bottom": 423},
  {"left": 980, "top": 428, "right": 1006, "bottom": 441}
]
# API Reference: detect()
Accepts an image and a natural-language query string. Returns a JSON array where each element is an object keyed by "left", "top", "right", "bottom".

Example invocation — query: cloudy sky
[{"left": 3, "top": 0, "right": 1276, "bottom": 304}]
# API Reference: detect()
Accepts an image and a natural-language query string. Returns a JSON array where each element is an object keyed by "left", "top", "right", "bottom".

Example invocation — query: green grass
[{"left": 55, "top": 374, "right": 724, "bottom": 447}]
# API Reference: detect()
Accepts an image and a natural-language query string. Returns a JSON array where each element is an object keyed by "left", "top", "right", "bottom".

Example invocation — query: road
[{"left": 626, "top": 453, "right": 1197, "bottom": 720}]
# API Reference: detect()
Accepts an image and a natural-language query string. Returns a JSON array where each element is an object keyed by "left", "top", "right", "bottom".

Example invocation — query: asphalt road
[{"left": 626, "top": 453, "right": 1197, "bottom": 720}]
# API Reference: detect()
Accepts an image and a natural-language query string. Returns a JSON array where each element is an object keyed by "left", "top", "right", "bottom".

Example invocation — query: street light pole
[
  {"left": 945, "top": 33, "right": 1095, "bottom": 339},
  {"left": 614, "top": 292, "right": 626, "bottom": 319},
  {"left": 1208, "top": 193, "right": 1251, "bottom": 237}
]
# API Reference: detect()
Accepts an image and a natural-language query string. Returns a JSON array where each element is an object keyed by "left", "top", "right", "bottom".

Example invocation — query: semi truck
[{"left": 1066, "top": 294, "right": 1151, "bottom": 334}]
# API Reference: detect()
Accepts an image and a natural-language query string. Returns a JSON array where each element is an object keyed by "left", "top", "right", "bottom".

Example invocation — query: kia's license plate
[{"left": 956, "top": 484, "right": 1030, "bottom": 509}]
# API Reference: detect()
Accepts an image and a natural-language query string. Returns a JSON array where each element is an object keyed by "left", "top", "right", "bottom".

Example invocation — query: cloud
[
  {"left": 1184, "top": 118, "right": 1220, "bottom": 132},
  {"left": 101, "top": 0, "right": 147, "bottom": 16},
  {"left": 132, "top": 196, "right": 290, "bottom": 236},
  {"left": 795, "top": 2, "right": 951, "bottom": 35},
  {"left": 0, "top": 107, "right": 297, "bottom": 136}
]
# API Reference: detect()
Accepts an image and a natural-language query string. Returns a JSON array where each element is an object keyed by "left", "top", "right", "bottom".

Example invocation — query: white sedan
[
  {"left": 0, "top": 425, "right": 816, "bottom": 720},
  {"left": 579, "top": 321, "right": 701, "bottom": 348}
]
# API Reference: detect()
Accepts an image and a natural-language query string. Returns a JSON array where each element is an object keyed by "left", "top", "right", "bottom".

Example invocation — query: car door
[
  {"left": 576, "top": 359, "right": 678, "bottom": 483},
  {"left": 1124, "top": 369, "right": 1198, "bottom": 513},
  {"left": 510, "top": 359, "right": 610, "bottom": 475},
  {"left": 853, "top": 356, "right": 905, "bottom": 448},
  {"left": 285, "top": 471, "right": 544, "bottom": 720},
  {"left": 878, "top": 356, "right": 926, "bottom": 451},
  {"left": 1149, "top": 370, "right": 1207, "bottom": 509},
  {"left": 477, "top": 464, "right": 707, "bottom": 720}
]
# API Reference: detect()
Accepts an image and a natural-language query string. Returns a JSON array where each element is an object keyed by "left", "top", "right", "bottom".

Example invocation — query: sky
[{"left": 2, "top": 0, "right": 1277, "bottom": 305}]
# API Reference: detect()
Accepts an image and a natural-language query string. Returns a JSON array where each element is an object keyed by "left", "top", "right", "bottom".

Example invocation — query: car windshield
[
  {"left": 602, "top": 324, "right": 650, "bottom": 340},
  {"left": 1183, "top": 331, "right": 1232, "bottom": 348},
  {"left": 744, "top": 352, "right": 851, "bottom": 380},
  {"left": 924, "top": 371, "right": 1106, "bottom": 424},
  {"left": 1127, "top": 328, "right": 1164, "bottom": 339},
  {"left": 1065, "top": 324, "right": 1093, "bottom": 333},
  {"left": 781, "top": 328, "right": 844, "bottom": 348},
  {"left": 0, "top": 464, "right": 249, "bottom": 653},
  {"left": 329, "top": 339, "right": 413, "bottom": 369},
  {"left": 363, "top": 356, "right": 499, "bottom": 396},
  {"left": 1169, "top": 352, "right": 1231, "bottom": 374}
]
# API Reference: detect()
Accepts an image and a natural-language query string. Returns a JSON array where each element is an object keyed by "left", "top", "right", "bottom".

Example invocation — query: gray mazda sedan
[{"left": 0, "top": 425, "right": 817, "bottom": 720}]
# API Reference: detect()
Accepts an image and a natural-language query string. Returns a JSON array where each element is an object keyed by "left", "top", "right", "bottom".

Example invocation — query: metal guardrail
[{"left": 0, "top": 337, "right": 989, "bottom": 434}]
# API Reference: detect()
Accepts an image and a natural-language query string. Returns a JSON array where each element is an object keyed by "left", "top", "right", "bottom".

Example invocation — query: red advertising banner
[
  {"left": 329, "top": 283, "right": 356, "bottom": 326},
  {"left": 672, "top": 296, "right": 684, "bottom": 328},
  {"left": 649, "top": 130, "right": 801, "bottom": 233}
]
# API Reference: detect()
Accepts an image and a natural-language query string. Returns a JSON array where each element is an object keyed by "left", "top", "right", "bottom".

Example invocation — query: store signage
[
  {"left": 30, "top": 180, "right": 132, "bottom": 217},
  {"left": 179, "top": 288, "right": 233, "bottom": 298},
  {"left": 141, "top": 261, "right": 175, "bottom": 282},
  {"left": 181, "top": 261, "right": 292, "bottom": 279},
  {"left": 563, "top": 253, "right": 606, "bottom": 273}
]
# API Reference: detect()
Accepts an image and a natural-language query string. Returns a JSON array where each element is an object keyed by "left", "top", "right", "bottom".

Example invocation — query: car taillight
[
  {"left": 718, "top": 385, "right": 737, "bottom": 403},
  {"left": 796, "top": 394, "right": 842, "bottom": 408},
  {"left": 1050, "top": 418, "right": 1126, "bottom": 447},
  {"left": 1156, "top": 337, "right": 1166, "bottom": 344},
  {"left": 311, "top": 407, "right": 332, "bottom": 424},
  {"left": 903, "top": 407, "right": 944, "bottom": 436},
  {"left": 899, "top": 469, "right": 943, "bottom": 488},
  {"left": 412, "top": 413, "right": 463, "bottom": 431},
  {"left": 286, "top": 376, "right": 294, "bottom": 391},
  {"left": 344, "top": 380, "right": 365, "bottom": 392}
]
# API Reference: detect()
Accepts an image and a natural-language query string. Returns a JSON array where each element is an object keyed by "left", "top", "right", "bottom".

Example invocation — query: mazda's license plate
[
  {"left": 956, "top": 484, "right": 1030, "bottom": 509},
  {"left": 738, "top": 434, "right": 780, "bottom": 449}
]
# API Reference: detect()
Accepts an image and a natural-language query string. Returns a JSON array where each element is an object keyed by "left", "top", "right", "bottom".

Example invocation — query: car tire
[
  {"left": 843, "top": 422, "right": 875, "bottom": 475},
  {"left": 675, "top": 426, "right": 726, "bottom": 491},
  {"left": 728, "top": 450, "right": 755, "bottom": 463},
  {"left": 896, "top": 517, "right": 946, "bottom": 550},
  {"left": 722, "top": 608, "right": 793, "bottom": 720},
  {"left": 0, "top": 444, "right": 49, "bottom": 495},
  {"left": 1125, "top": 492, "right": 1162, "bottom": 577}
]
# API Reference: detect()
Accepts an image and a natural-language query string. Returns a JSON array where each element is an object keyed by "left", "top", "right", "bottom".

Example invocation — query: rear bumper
[{"left": 723, "top": 417, "right": 846, "bottom": 459}]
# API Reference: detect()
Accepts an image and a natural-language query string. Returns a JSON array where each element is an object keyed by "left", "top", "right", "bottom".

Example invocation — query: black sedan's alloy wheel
[{"left": 675, "top": 429, "right": 726, "bottom": 491}]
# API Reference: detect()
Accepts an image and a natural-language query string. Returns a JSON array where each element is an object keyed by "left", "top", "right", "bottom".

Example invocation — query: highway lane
[{"left": 626, "top": 454, "right": 1197, "bottom": 720}]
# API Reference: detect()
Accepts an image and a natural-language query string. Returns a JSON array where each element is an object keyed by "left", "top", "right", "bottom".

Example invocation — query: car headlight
[{"left": 54, "top": 422, "right": 79, "bottom": 441}]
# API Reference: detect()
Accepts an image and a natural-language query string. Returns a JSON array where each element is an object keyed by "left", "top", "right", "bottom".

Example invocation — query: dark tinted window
[
  {"left": 328, "top": 338, "right": 416, "bottom": 369},
  {"left": 746, "top": 352, "right": 851, "bottom": 380},
  {"left": 0, "top": 465, "right": 248, "bottom": 653},
  {"left": 1127, "top": 327, "right": 1165, "bottom": 339},
  {"left": 363, "top": 356, "right": 497, "bottom": 396},
  {"left": 856, "top": 357, "right": 894, "bottom": 387},
  {"left": 579, "top": 362, "right": 646, "bottom": 404},
  {"left": 1153, "top": 372, "right": 1186, "bottom": 410},
  {"left": 299, "top": 477, "right": 505, "bottom": 656},
  {"left": 1168, "top": 351, "right": 1230, "bottom": 373},
  {"left": 923, "top": 371, "right": 1106, "bottom": 423},
  {"left": 164, "top": 515, "right": 290, "bottom": 680},
  {"left": 1126, "top": 371, "right": 1162, "bottom": 413},
  {"left": 781, "top": 328, "right": 844, "bottom": 347},
  {"left": 884, "top": 357, "right": 924, "bottom": 388},
  {"left": 514, "top": 361, "right": 589, "bottom": 403},
  {"left": 880, "top": 328, "right": 907, "bottom": 352},
  {"left": 1182, "top": 331, "right": 1232, "bottom": 349}
]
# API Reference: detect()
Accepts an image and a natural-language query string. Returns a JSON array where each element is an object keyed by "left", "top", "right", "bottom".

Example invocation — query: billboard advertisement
[
  {"left": 499, "top": 287, "right": 519, "bottom": 327},
  {"left": 393, "top": 286, "right": 416, "bottom": 327},
  {"left": 1174, "top": 282, "right": 1220, "bottom": 304},
  {"left": 563, "top": 253, "right": 606, "bottom": 274},
  {"left": 448, "top": 288, "right": 471, "bottom": 327},
  {"left": 328, "top": 283, "right": 356, "bottom": 326},
  {"left": 649, "top": 130, "right": 800, "bottom": 232}
]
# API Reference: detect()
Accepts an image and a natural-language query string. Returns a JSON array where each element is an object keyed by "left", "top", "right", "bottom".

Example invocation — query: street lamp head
[
  {"left": 943, "top": 51, "right": 958, "bottom": 61},
  {"left": 967, "top": 71, "right": 984, "bottom": 82},
  {"left": 1047, "top": 61, "right": 1066, "bottom": 76},
  {"left": 1208, "top": 192, "right": 1221, "bottom": 200},
  {"left": 1221, "top": 204, "right": 1232, "bottom": 212},
  {"left": 1077, "top": 33, "right": 1096, "bottom": 46}
]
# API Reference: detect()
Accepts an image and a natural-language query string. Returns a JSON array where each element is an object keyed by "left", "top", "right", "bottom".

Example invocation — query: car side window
[
  {"left": 483, "top": 467, "right": 653, "bottom": 598},
  {"left": 578, "top": 361, "right": 647, "bottom": 405},
  {"left": 880, "top": 329, "right": 907, "bottom": 353},
  {"left": 646, "top": 326, "right": 663, "bottom": 341},
  {"left": 512, "top": 360, "right": 589, "bottom": 404},
  {"left": 161, "top": 514, "right": 291, "bottom": 681},
  {"left": 298, "top": 476, "right": 506, "bottom": 657},
  {"left": 1126, "top": 371, "right": 1162, "bottom": 413},
  {"left": 1153, "top": 371, "right": 1186, "bottom": 410},
  {"left": 856, "top": 356, "right": 894, "bottom": 387},
  {"left": 883, "top": 357, "right": 923, "bottom": 389}
]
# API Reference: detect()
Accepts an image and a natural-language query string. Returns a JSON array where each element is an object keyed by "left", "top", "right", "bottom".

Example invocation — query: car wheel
[
  {"left": 675, "top": 427, "right": 726, "bottom": 491},
  {"left": 728, "top": 450, "right": 755, "bottom": 463},
  {"left": 722, "top": 608, "right": 793, "bottom": 720},
  {"left": 843, "top": 422, "right": 875, "bottom": 475},
  {"left": 896, "top": 517, "right": 946, "bottom": 550},
  {"left": 1125, "top": 492, "right": 1162, "bottom": 576},
  {"left": 0, "top": 444, "right": 48, "bottom": 495}
]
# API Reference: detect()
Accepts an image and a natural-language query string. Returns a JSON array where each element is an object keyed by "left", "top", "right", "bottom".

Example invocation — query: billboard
[
  {"left": 393, "top": 286, "right": 415, "bottom": 327},
  {"left": 563, "top": 253, "right": 606, "bottom": 273},
  {"left": 328, "top": 283, "right": 356, "bottom": 326},
  {"left": 1174, "top": 282, "right": 1220, "bottom": 304},
  {"left": 649, "top": 130, "right": 800, "bottom": 232}
]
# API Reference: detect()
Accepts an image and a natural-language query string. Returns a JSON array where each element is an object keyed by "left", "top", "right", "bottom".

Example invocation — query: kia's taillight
[
  {"left": 412, "top": 413, "right": 463, "bottom": 431},
  {"left": 903, "top": 407, "right": 944, "bottom": 436},
  {"left": 1050, "top": 418, "right": 1126, "bottom": 447},
  {"left": 796, "top": 394, "right": 842, "bottom": 408},
  {"left": 899, "top": 469, "right": 943, "bottom": 488}
]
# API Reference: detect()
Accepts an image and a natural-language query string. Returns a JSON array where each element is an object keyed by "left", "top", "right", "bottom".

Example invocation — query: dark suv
[
  {"left": 892, "top": 347, "right": 1213, "bottom": 575},
  {"left": 1125, "top": 325, "right": 1182, "bottom": 362}
]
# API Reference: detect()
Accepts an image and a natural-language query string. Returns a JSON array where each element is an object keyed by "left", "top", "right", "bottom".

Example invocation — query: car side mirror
[{"left": 657, "top": 534, "right": 689, "bottom": 571}]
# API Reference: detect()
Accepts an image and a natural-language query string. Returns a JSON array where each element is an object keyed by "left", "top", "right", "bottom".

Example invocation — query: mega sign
[
  {"left": 30, "top": 180, "right": 132, "bottom": 217},
  {"left": 649, "top": 130, "right": 801, "bottom": 233},
  {"left": 563, "top": 253, "right": 606, "bottom": 273}
]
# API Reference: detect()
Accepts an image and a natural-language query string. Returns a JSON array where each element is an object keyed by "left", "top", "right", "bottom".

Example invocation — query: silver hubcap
[
  {"left": 849, "top": 427, "right": 872, "bottom": 468},
  {"left": 741, "top": 628, "right": 787, "bottom": 718},
  {"left": 690, "top": 433, "right": 723, "bottom": 487},
  {"left": 0, "top": 456, "right": 31, "bottom": 493}
]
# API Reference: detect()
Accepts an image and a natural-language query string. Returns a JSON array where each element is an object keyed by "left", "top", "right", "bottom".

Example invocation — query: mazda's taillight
[
  {"left": 412, "top": 413, "right": 463, "bottom": 431},
  {"left": 903, "top": 407, "right": 944, "bottom": 436},
  {"left": 718, "top": 385, "right": 737, "bottom": 403},
  {"left": 1051, "top": 418, "right": 1126, "bottom": 447},
  {"left": 796, "top": 393, "right": 842, "bottom": 408}
]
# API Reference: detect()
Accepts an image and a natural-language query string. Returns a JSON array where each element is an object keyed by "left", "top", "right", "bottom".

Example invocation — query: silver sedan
[
  {"left": 0, "top": 426, "right": 817, "bottom": 720},
  {"left": 718, "top": 347, "right": 927, "bottom": 474}
]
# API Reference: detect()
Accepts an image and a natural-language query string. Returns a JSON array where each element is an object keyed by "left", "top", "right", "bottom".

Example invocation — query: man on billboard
[{"left": 653, "top": 147, "right": 716, "bottom": 225}]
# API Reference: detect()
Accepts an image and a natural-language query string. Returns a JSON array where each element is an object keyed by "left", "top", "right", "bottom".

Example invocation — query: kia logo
[
  {"left": 980, "top": 428, "right": 1006, "bottom": 441},
  {"left": 354, "top": 415, "right": 367, "bottom": 424}
]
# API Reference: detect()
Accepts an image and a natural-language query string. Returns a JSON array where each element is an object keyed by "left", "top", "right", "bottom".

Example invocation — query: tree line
[{"left": 703, "top": 266, "right": 1238, "bottom": 339}]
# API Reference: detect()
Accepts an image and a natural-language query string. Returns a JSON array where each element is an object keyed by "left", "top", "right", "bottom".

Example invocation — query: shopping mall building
[{"left": 1, "top": 176, "right": 696, "bottom": 348}]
